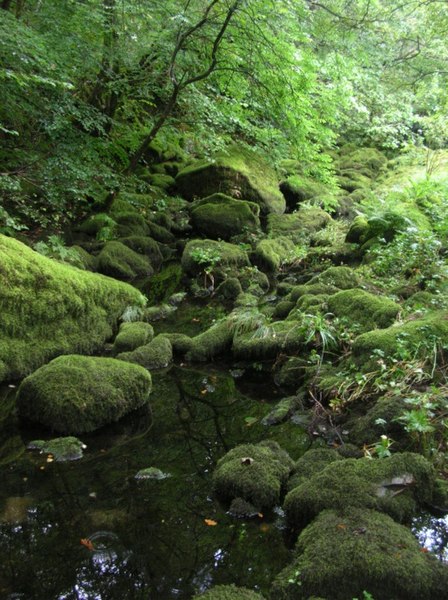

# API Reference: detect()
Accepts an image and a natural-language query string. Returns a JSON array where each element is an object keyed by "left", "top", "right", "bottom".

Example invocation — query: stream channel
[{"left": 1, "top": 301, "right": 447, "bottom": 599}]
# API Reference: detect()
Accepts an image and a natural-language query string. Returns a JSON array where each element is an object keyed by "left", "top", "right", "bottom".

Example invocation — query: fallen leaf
[
  {"left": 420, "top": 547, "right": 430, "bottom": 553},
  {"left": 204, "top": 518, "right": 218, "bottom": 526},
  {"left": 337, "top": 523, "right": 347, "bottom": 529},
  {"left": 46, "top": 455, "right": 54, "bottom": 463},
  {"left": 257, "top": 512, "right": 264, "bottom": 518},
  {"left": 200, "top": 389, "right": 208, "bottom": 395},
  {"left": 80, "top": 538, "right": 94, "bottom": 551}
]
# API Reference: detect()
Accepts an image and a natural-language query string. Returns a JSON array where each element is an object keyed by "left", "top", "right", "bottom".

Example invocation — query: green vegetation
[{"left": 16, "top": 355, "right": 152, "bottom": 433}]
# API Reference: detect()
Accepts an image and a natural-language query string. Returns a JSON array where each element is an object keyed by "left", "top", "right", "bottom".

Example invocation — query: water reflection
[{"left": 0, "top": 366, "right": 293, "bottom": 599}]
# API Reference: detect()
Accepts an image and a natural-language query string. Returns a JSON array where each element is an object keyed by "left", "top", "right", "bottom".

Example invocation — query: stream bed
[{"left": 0, "top": 364, "right": 309, "bottom": 600}]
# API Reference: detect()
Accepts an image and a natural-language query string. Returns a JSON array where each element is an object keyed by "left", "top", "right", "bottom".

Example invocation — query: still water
[{"left": 0, "top": 365, "right": 308, "bottom": 599}]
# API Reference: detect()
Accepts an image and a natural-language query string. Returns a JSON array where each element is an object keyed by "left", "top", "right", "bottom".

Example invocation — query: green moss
[
  {"left": 147, "top": 220, "right": 176, "bottom": 243},
  {"left": 296, "top": 293, "right": 329, "bottom": 312},
  {"left": 191, "top": 194, "right": 260, "bottom": 240},
  {"left": 261, "top": 396, "right": 302, "bottom": 426},
  {"left": 16, "top": 355, "right": 151, "bottom": 433},
  {"left": 158, "top": 332, "right": 193, "bottom": 355},
  {"left": 215, "top": 277, "right": 243, "bottom": 300},
  {"left": 213, "top": 440, "right": 294, "bottom": 509},
  {"left": 186, "top": 318, "right": 234, "bottom": 362},
  {"left": 97, "top": 241, "right": 152, "bottom": 280},
  {"left": 232, "top": 320, "right": 304, "bottom": 360},
  {"left": 308, "top": 266, "right": 361, "bottom": 290},
  {"left": 71, "top": 245, "right": 97, "bottom": 271},
  {"left": 287, "top": 448, "right": 343, "bottom": 491},
  {"left": 289, "top": 283, "right": 339, "bottom": 302},
  {"left": 193, "top": 584, "right": 265, "bottom": 600},
  {"left": 338, "top": 147, "right": 388, "bottom": 173},
  {"left": 114, "top": 211, "right": 149, "bottom": 237},
  {"left": 119, "top": 236, "right": 163, "bottom": 269},
  {"left": 254, "top": 237, "right": 296, "bottom": 273},
  {"left": 267, "top": 209, "right": 332, "bottom": 243},
  {"left": 347, "top": 396, "right": 409, "bottom": 447},
  {"left": 352, "top": 312, "right": 448, "bottom": 366},
  {"left": 113, "top": 321, "right": 154, "bottom": 354},
  {"left": 345, "top": 215, "right": 369, "bottom": 244},
  {"left": 272, "top": 300, "right": 295, "bottom": 319},
  {"left": 272, "top": 508, "right": 448, "bottom": 600},
  {"left": 274, "top": 357, "right": 308, "bottom": 390},
  {"left": 327, "top": 289, "right": 400, "bottom": 332},
  {"left": 143, "top": 263, "right": 183, "bottom": 305},
  {"left": 284, "top": 452, "right": 435, "bottom": 529},
  {"left": 338, "top": 169, "right": 372, "bottom": 192},
  {"left": 182, "top": 239, "right": 250, "bottom": 276},
  {"left": 117, "top": 335, "right": 173, "bottom": 370},
  {"left": 28, "top": 436, "right": 86, "bottom": 461},
  {"left": 146, "top": 173, "right": 175, "bottom": 190},
  {"left": 77, "top": 213, "right": 117, "bottom": 237},
  {"left": 176, "top": 145, "right": 285, "bottom": 214},
  {"left": 0, "top": 235, "right": 145, "bottom": 382},
  {"left": 279, "top": 175, "right": 329, "bottom": 209}
]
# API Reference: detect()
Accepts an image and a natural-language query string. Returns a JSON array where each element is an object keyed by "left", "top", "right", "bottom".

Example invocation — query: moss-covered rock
[
  {"left": 71, "top": 245, "right": 97, "bottom": 271},
  {"left": 286, "top": 448, "right": 343, "bottom": 492},
  {"left": 274, "top": 357, "right": 309, "bottom": 390},
  {"left": 119, "top": 236, "right": 163, "bottom": 270},
  {"left": 337, "top": 169, "right": 372, "bottom": 192},
  {"left": 288, "top": 283, "right": 339, "bottom": 302},
  {"left": 193, "top": 584, "right": 265, "bottom": 600},
  {"left": 215, "top": 277, "right": 243, "bottom": 300},
  {"left": 181, "top": 239, "right": 250, "bottom": 276},
  {"left": 114, "top": 211, "right": 149, "bottom": 237},
  {"left": 272, "top": 300, "right": 295, "bottom": 319},
  {"left": 186, "top": 319, "right": 234, "bottom": 362},
  {"left": 261, "top": 396, "right": 302, "bottom": 426},
  {"left": 308, "top": 266, "right": 361, "bottom": 289},
  {"left": 191, "top": 193, "right": 260, "bottom": 240},
  {"left": 271, "top": 508, "right": 448, "bottom": 600},
  {"left": 27, "top": 436, "right": 86, "bottom": 461},
  {"left": 347, "top": 395, "right": 409, "bottom": 447},
  {"left": 232, "top": 319, "right": 304, "bottom": 360},
  {"left": 117, "top": 335, "right": 173, "bottom": 370},
  {"left": 253, "top": 237, "right": 296, "bottom": 273},
  {"left": 175, "top": 146, "right": 285, "bottom": 214},
  {"left": 267, "top": 208, "right": 332, "bottom": 243},
  {"left": 338, "top": 147, "right": 388, "bottom": 173},
  {"left": 142, "top": 263, "right": 183, "bottom": 305},
  {"left": 16, "top": 355, "right": 151, "bottom": 433},
  {"left": 213, "top": 441, "right": 294, "bottom": 509},
  {"left": 295, "top": 293, "right": 329, "bottom": 312},
  {"left": 352, "top": 312, "right": 448, "bottom": 366},
  {"left": 113, "top": 321, "right": 154, "bottom": 354},
  {"left": 284, "top": 452, "right": 435, "bottom": 529},
  {"left": 0, "top": 235, "right": 145, "bottom": 382},
  {"left": 77, "top": 213, "right": 117, "bottom": 238},
  {"left": 159, "top": 333, "right": 193, "bottom": 355},
  {"left": 279, "top": 175, "right": 330, "bottom": 210},
  {"left": 346, "top": 211, "right": 413, "bottom": 248},
  {"left": 327, "top": 289, "right": 400, "bottom": 332},
  {"left": 97, "top": 241, "right": 152, "bottom": 280}
]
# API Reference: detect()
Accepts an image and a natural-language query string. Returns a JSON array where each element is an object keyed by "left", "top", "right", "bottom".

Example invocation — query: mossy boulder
[
  {"left": 113, "top": 321, "right": 154, "bottom": 354},
  {"left": 114, "top": 211, "right": 149, "bottom": 237},
  {"left": 77, "top": 213, "right": 117, "bottom": 238},
  {"left": 261, "top": 396, "right": 302, "bottom": 426},
  {"left": 232, "top": 319, "right": 304, "bottom": 360},
  {"left": 215, "top": 277, "right": 243, "bottom": 300},
  {"left": 159, "top": 333, "right": 193, "bottom": 355},
  {"left": 271, "top": 508, "right": 448, "bottom": 600},
  {"left": 175, "top": 146, "right": 285, "bottom": 214},
  {"left": 147, "top": 220, "right": 176, "bottom": 243},
  {"left": 143, "top": 263, "right": 183, "bottom": 305},
  {"left": 338, "top": 147, "right": 388, "bottom": 173},
  {"left": 27, "top": 436, "right": 86, "bottom": 461},
  {"left": 272, "top": 300, "right": 295, "bottom": 319},
  {"left": 337, "top": 169, "right": 372, "bottom": 192},
  {"left": 191, "top": 193, "right": 260, "bottom": 240},
  {"left": 352, "top": 312, "right": 448, "bottom": 367},
  {"left": 267, "top": 208, "right": 332, "bottom": 244},
  {"left": 16, "top": 355, "right": 152, "bottom": 433},
  {"left": 186, "top": 319, "right": 234, "bottom": 362},
  {"left": 284, "top": 452, "right": 435, "bottom": 529},
  {"left": 0, "top": 235, "right": 145, "bottom": 382},
  {"left": 193, "top": 585, "right": 265, "bottom": 600},
  {"left": 279, "top": 175, "right": 330, "bottom": 210},
  {"left": 347, "top": 395, "right": 409, "bottom": 447},
  {"left": 274, "top": 357, "right": 309, "bottom": 390},
  {"left": 97, "top": 241, "right": 152, "bottom": 280},
  {"left": 119, "top": 236, "right": 163, "bottom": 270},
  {"left": 308, "top": 266, "right": 361, "bottom": 290},
  {"left": 286, "top": 448, "right": 343, "bottom": 492},
  {"left": 213, "top": 441, "right": 294, "bottom": 509},
  {"left": 327, "top": 289, "right": 400, "bottom": 332},
  {"left": 346, "top": 211, "right": 412, "bottom": 248},
  {"left": 253, "top": 237, "right": 296, "bottom": 273},
  {"left": 181, "top": 239, "right": 250, "bottom": 276},
  {"left": 288, "top": 283, "right": 339, "bottom": 302},
  {"left": 117, "top": 335, "right": 173, "bottom": 370}
]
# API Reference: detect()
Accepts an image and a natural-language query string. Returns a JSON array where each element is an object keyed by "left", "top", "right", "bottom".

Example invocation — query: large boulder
[
  {"left": 97, "top": 241, "right": 152, "bottom": 280},
  {"left": 181, "top": 239, "right": 250, "bottom": 276},
  {"left": 271, "top": 508, "right": 448, "bottom": 600},
  {"left": 16, "top": 355, "right": 152, "bottom": 433},
  {"left": 0, "top": 235, "right": 145, "bottom": 382},
  {"left": 327, "top": 289, "right": 400, "bottom": 332},
  {"left": 213, "top": 441, "right": 294, "bottom": 509},
  {"left": 175, "top": 146, "right": 285, "bottom": 214},
  {"left": 190, "top": 193, "right": 260, "bottom": 240}
]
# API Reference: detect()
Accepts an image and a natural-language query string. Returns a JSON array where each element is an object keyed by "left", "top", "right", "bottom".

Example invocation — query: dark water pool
[{"left": 0, "top": 366, "right": 309, "bottom": 600}]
